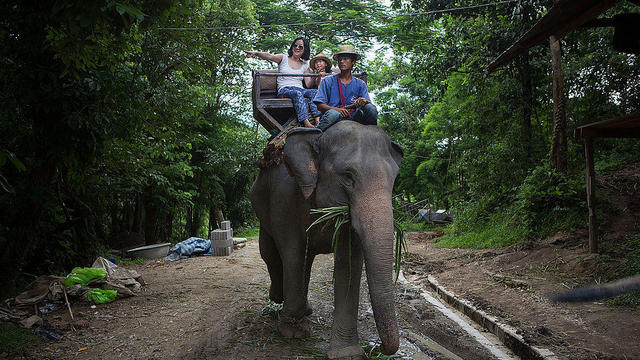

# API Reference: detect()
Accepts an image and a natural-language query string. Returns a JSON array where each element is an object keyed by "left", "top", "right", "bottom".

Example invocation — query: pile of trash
[{"left": 0, "top": 257, "right": 144, "bottom": 341}]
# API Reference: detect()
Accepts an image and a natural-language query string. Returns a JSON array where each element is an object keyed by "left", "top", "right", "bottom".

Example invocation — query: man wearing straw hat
[{"left": 313, "top": 45, "right": 378, "bottom": 131}]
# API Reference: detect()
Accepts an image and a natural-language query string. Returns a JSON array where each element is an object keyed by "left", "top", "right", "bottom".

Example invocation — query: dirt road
[{"left": 28, "top": 240, "right": 511, "bottom": 359}]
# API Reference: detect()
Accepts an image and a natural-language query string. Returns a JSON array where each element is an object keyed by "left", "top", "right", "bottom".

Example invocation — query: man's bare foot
[{"left": 303, "top": 119, "right": 315, "bottom": 128}]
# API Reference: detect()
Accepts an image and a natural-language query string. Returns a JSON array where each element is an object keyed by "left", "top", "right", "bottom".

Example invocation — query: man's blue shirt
[{"left": 313, "top": 74, "right": 370, "bottom": 108}]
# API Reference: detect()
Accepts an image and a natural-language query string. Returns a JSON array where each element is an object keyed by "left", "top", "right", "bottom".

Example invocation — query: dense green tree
[
  {"left": 249, "top": 0, "right": 385, "bottom": 61},
  {"left": 373, "top": 0, "right": 637, "bottom": 241},
  {"left": 0, "top": 0, "right": 260, "bottom": 298}
]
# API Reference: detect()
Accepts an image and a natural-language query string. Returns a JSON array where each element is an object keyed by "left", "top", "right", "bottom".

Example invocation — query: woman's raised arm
[
  {"left": 244, "top": 50, "right": 283, "bottom": 64},
  {"left": 304, "top": 66, "right": 316, "bottom": 88}
]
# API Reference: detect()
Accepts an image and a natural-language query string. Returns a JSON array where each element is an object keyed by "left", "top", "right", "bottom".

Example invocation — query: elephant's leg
[
  {"left": 278, "top": 233, "right": 312, "bottom": 338},
  {"left": 259, "top": 228, "right": 283, "bottom": 303},
  {"left": 328, "top": 232, "right": 365, "bottom": 360},
  {"left": 302, "top": 252, "right": 315, "bottom": 316}
]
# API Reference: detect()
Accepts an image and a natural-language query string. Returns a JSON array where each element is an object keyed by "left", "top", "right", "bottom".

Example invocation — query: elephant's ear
[
  {"left": 283, "top": 128, "right": 322, "bottom": 199},
  {"left": 390, "top": 141, "right": 404, "bottom": 167}
]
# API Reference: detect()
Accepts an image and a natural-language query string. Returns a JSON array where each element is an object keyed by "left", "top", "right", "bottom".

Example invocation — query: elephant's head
[{"left": 283, "top": 121, "right": 403, "bottom": 355}]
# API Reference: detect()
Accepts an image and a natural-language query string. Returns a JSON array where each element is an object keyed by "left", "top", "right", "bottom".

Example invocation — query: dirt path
[
  {"left": 404, "top": 231, "right": 640, "bottom": 360},
  {"left": 28, "top": 240, "right": 508, "bottom": 360}
]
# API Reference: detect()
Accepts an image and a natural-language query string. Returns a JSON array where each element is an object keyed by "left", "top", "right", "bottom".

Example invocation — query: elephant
[{"left": 250, "top": 120, "right": 403, "bottom": 359}]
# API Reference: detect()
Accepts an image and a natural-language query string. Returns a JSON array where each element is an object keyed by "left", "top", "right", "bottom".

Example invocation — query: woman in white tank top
[{"left": 244, "top": 37, "right": 322, "bottom": 129}]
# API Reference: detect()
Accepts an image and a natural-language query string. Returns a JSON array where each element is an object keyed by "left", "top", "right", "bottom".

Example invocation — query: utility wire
[{"left": 158, "top": 0, "right": 517, "bottom": 31}]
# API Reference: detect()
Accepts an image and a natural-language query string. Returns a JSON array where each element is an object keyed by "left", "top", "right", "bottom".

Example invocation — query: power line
[{"left": 158, "top": 0, "right": 517, "bottom": 31}]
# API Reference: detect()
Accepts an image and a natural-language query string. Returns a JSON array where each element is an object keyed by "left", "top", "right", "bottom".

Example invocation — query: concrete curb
[{"left": 425, "top": 275, "right": 558, "bottom": 360}]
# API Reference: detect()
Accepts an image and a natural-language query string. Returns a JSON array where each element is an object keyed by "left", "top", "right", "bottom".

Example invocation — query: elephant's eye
[{"left": 342, "top": 171, "right": 356, "bottom": 188}]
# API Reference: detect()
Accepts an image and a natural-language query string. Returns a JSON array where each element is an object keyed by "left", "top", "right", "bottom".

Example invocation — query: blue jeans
[
  {"left": 277, "top": 87, "right": 321, "bottom": 124},
  {"left": 317, "top": 103, "right": 378, "bottom": 131}
]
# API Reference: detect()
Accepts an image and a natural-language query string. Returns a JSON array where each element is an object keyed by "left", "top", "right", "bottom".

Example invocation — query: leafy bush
[
  {"left": 436, "top": 212, "right": 528, "bottom": 248},
  {"left": 512, "top": 164, "right": 586, "bottom": 237},
  {"left": 236, "top": 226, "right": 260, "bottom": 238},
  {"left": 394, "top": 219, "right": 435, "bottom": 233},
  {"left": 440, "top": 164, "right": 586, "bottom": 248}
]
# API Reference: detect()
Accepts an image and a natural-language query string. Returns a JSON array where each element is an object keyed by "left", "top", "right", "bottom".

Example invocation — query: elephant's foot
[
  {"left": 269, "top": 284, "right": 283, "bottom": 304},
  {"left": 304, "top": 301, "right": 313, "bottom": 316},
  {"left": 327, "top": 344, "right": 364, "bottom": 359},
  {"left": 277, "top": 314, "right": 310, "bottom": 339}
]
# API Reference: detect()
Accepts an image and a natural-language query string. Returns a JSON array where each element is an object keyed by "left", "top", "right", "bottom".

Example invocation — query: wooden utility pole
[{"left": 584, "top": 137, "right": 598, "bottom": 252}]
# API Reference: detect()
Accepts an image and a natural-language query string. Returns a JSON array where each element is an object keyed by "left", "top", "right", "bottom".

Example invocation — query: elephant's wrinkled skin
[{"left": 250, "top": 121, "right": 403, "bottom": 359}]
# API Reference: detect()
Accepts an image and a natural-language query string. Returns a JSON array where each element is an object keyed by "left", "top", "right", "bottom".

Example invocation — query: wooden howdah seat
[{"left": 251, "top": 70, "right": 367, "bottom": 136}]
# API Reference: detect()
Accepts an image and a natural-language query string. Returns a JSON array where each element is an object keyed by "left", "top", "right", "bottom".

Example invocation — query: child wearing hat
[{"left": 304, "top": 53, "right": 333, "bottom": 90}]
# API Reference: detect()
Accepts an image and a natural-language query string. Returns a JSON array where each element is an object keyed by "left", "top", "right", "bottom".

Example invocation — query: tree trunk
[
  {"left": 110, "top": 205, "right": 120, "bottom": 237},
  {"left": 517, "top": 50, "right": 533, "bottom": 165},
  {"left": 165, "top": 212, "right": 174, "bottom": 243},
  {"left": 550, "top": 34, "right": 568, "bottom": 173},
  {"left": 190, "top": 205, "right": 202, "bottom": 237},
  {"left": 132, "top": 193, "right": 143, "bottom": 233},
  {"left": 215, "top": 210, "right": 225, "bottom": 228},
  {"left": 209, "top": 204, "right": 217, "bottom": 233},
  {"left": 143, "top": 188, "right": 158, "bottom": 245},
  {"left": 185, "top": 205, "right": 193, "bottom": 238}
]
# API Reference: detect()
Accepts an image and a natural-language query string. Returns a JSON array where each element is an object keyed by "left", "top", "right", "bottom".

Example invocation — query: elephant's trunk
[{"left": 350, "top": 190, "right": 399, "bottom": 355}]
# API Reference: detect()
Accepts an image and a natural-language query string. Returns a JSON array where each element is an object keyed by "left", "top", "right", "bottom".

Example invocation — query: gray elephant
[{"left": 250, "top": 121, "right": 403, "bottom": 359}]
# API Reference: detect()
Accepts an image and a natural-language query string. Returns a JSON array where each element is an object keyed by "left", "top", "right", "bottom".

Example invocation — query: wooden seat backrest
[{"left": 255, "top": 69, "right": 278, "bottom": 98}]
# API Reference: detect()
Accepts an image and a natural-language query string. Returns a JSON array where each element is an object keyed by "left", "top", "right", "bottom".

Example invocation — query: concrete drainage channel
[{"left": 397, "top": 271, "right": 558, "bottom": 360}]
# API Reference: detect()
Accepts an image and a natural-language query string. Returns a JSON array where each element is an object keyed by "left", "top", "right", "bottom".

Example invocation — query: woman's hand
[
  {"left": 244, "top": 50, "right": 256, "bottom": 58},
  {"left": 303, "top": 119, "right": 316, "bottom": 128}
]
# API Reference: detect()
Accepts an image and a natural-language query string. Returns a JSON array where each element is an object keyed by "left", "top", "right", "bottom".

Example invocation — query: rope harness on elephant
[{"left": 256, "top": 120, "right": 299, "bottom": 169}]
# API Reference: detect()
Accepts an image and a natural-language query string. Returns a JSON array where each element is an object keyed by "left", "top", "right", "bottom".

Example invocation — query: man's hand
[
  {"left": 354, "top": 97, "right": 370, "bottom": 107},
  {"left": 334, "top": 107, "right": 350, "bottom": 118}
]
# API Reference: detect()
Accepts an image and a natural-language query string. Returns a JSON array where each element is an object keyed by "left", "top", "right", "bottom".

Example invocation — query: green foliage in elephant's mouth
[{"left": 307, "top": 206, "right": 406, "bottom": 281}]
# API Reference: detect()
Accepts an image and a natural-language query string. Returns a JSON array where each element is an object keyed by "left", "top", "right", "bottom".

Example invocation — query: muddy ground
[{"left": 18, "top": 163, "right": 640, "bottom": 360}]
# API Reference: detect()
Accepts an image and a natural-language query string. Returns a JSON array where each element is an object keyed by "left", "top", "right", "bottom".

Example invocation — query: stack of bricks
[{"left": 210, "top": 221, "right": 233, "bottom": 256}]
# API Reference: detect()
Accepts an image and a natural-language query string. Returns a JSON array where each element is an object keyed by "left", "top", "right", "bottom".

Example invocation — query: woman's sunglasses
[{"left": 293, "top": 45, "right": 304, "bottom": 50}]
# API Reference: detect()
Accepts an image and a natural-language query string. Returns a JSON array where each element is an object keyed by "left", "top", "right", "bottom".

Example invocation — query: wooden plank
[
  {"left": 575, "top": 127, "right": 640, "bottom": 138},
  {"left": 584, "top": 137, "right": 598, "bottom": 253},
  {"left": 262, "top": 98, "right": 295, "bottom": 108},
  {"left": 257, "top": 108, "right": 284, "bottom": 132},
  {"left": 574, "top": 112, "right": 640, "bottom": 138}
]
